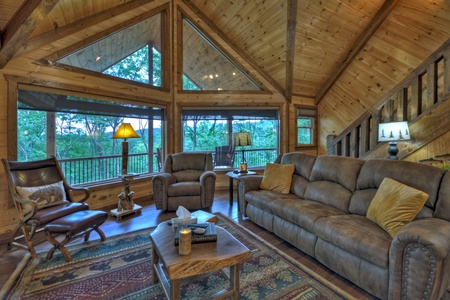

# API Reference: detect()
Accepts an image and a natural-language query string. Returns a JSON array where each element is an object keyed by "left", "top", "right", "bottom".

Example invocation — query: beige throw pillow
[
  {"left": 260, "top": 163, "right": 295, "bottom": 194},
  {"left": 16, "top": 181, "right": 68, "bottom": 215},
  {"left": 366, "top": 177, "right": 429, "bottom": 238}
]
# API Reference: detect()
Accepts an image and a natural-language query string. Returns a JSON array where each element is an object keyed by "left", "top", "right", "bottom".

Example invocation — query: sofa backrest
[
  {"left": 163, "top": 152, "right": 213, "bottom": 182},
  {"left": 350, "top": 159, "right": 446, "bottom": 218},
  {"left": 434, "top": 170, "right": 450, "bottom": 221},
  {"left": 305, "top": 155, "right": 365, "bottom": 212},
  {"left": 280, "top": 152, "right": 317, "bottom": 198}
]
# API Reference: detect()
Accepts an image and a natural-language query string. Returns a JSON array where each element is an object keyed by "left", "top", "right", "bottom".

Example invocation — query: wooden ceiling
[{"left": 1, "top": 0, "right": 449, "bottom": 110}]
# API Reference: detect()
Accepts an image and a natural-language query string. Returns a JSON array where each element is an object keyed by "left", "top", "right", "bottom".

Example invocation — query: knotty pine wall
[{"left": 317, "top": 0, "right": 450, "bottom": 156}]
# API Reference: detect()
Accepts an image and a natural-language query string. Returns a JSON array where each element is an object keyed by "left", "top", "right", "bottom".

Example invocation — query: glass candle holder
[
  {"left": 179, "top": 228, "right": 192, "bottom": 255},
  {"left": 240, "top": 162, "right": 247, "bottom": 172}
]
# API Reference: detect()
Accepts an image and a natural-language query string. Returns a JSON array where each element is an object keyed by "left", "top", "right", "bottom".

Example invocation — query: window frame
[
  {"left": 296, "top": 106, "right": 317, "bottom": 147},
  {"left": 181, "top": 108, "right": 280, "bottom": 169},
  {"left": 14, "top": 85, "right": 166, "bottom": 185}
]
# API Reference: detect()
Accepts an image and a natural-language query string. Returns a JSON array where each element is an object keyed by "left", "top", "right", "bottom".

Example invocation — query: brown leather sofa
[{"left": 238, "top": 152, "right": 450, "bottom": 300}]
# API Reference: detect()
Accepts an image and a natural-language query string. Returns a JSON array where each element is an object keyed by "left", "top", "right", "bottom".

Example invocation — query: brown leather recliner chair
[
  {"left": 152, "top": 152, "right": 216, "bottom": 211},
  {"left": 2, "top": 156, "right": 90, "bottom": 257}
]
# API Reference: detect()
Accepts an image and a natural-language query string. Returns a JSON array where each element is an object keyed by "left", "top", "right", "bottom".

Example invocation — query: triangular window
[
  {"left": 182, "top": 19, "right": 261, "bottom": 91},
  {"left": 56, "top": 13, "right": 162, "bottom": 87}
]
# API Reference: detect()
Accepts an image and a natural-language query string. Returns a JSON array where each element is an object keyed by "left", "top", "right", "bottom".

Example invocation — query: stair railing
[{"left": 327, "top": 38, "right": 450, "bottom": 160}]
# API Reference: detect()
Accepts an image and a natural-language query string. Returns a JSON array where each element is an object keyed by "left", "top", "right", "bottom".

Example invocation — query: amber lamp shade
[{"left": 112, "top": 123, "right": 140, "bottom": 175}]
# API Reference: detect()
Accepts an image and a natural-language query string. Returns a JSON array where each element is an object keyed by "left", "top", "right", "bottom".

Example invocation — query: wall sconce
[
  {"left": 234, "top": 132, "right": 252, "bottom": 172},
  {"left": 378, "top": 121, "right": 411, "bottom": 160},
  {"left": 112, "top": 123, "right": 140, "bottom": 174}
]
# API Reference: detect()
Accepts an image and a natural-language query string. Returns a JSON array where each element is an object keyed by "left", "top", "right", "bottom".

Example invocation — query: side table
[{"left": 225, "top": 171, "right": 257, "bottom": 210}]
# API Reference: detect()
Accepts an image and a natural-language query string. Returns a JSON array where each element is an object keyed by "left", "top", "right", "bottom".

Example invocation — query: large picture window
[
  {"left": 182, "top": 109, "right": 279, "bottom": 169},
  {"left": 17, "top": 89, "right": 164, "bottom": 185}
]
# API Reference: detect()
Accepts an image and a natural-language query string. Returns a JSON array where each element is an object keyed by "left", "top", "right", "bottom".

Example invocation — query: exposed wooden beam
[
  {"left": 14, "top": 0, "right": 155, "bottom": 58},
  {"left": 182, "top": 0, "right": 285, "bottom": 96},
  {"left": 285, "top": 0, "right": 297, "bottom": 102},
  {"left": 314, "top": 0, "right": 401, "bottom": 105},
  {"left": 0, "top": 0, "right": 59, "bottom": 69}
]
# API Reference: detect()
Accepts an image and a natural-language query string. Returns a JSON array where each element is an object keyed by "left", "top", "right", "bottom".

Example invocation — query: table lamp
[
  {"left": 112, "top": 123, "right": 140, "bottom": 174},
  {"left": 234, "top": 132, "right": 252, "bottom": 172},
  {"left": 378, "top": 121, "right": 410, "bottom": 160}
]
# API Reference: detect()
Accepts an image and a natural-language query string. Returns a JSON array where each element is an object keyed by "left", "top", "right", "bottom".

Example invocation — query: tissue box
[{"left": 171, "top": 217, "right": 197, "bottom": 227}]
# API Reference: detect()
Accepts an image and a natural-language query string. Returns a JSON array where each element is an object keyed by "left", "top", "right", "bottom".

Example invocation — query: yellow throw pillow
[
  {"left": 367, "top": 177, "right": 429, "bottom": 238},
  {"left": 260, "top": 163, "right": 295, "bottom": 194}
]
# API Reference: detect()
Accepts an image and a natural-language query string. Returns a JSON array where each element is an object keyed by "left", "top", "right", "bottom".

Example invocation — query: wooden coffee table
[{"left": 150, "top": 221, "right": 251, "bottom": 300}]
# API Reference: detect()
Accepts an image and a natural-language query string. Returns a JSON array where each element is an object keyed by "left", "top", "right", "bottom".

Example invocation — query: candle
[{"left": 179, "top": 228, "right": 192, "bottom": 255}]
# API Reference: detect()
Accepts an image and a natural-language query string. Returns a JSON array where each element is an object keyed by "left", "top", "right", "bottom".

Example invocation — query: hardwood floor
[{"left": 0, "top": 190, "right": 377, "bottom": 299}]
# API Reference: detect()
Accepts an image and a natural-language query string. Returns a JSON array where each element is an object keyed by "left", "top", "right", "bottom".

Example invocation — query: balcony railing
[
  {"left": 59, "top": 153, "right": 159, "bottom": 185},
  {"left": 58, "top": 148, "right": 276, "bottom": 185}
]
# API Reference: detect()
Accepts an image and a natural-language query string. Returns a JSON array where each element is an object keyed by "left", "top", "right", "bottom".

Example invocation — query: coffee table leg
[
  {"left": 170, "top": 279, "right": 181, "bottom": 300},
  {"left": 230, "top": 264, "right": 240, "bottom": 300},
  {"left": 152, "top": 246, "right": 159, "bottom": 284}
]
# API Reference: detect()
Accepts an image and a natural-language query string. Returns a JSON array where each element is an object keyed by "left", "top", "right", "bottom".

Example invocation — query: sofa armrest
[
  {"left": 200, "top": 171, "right": 217, "bottom": 207},
  {"left": 237, "top": 175, "right": 263, "bottom": 216},
  {"left": 389, "top": 218, "right": 450, "bottom": 300},
  {"left": 152, "top": 173, "right": 175, "bottom": 210}
]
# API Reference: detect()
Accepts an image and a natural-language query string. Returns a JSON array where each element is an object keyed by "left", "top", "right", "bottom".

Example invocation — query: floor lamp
[
  {"left": 234, "top": 132, "right": 252, "bottom": 172},
  {"left": 378, "top": 121, "right": 411, "bottom": 160},
  {"left": 112, "top": 123, "right": 140, "bottom": 175},
  {"left": 111, "top": 123, "right": 142, "bottom": 216}
]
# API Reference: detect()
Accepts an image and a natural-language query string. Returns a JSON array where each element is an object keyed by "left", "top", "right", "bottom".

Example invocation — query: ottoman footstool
[{"left": 45, "top": 210, "right": 108, "bottom": 261}]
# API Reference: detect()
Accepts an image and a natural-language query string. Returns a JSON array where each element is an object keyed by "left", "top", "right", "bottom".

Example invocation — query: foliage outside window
[
  {"left": 103, "top": 46, "right": 162, "bottom": 86},
  {"left": 297, "top": 107, "right": 316, "bottom": 146},
  {"left": 182, "top": 109, "right": 279, "bottom": 168},
  {"left": 56, "top": 13, "right": 163, "bottom": 88},
  {"left": 18, "top": 90, "right": 164, "bottom": 185}
]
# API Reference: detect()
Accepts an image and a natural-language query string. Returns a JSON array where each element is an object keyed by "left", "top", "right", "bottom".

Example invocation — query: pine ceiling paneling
[
  {"left": 293, "top": 0, "right": 386, "bottom": 97},
  {"left": 318, "top": 0, "right": 450, "bottom": 154},
  {"left": 29, "top": 0, "right": 137, "bottom": 38},
  {"left": 188, "top": 0, "right": 287, "bottom": 90},
  {"left": 0, "top": 0, "right": 26, "bottom": 31}
]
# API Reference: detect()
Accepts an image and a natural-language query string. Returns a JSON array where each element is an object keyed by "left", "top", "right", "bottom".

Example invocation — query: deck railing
[
  {"left": 328, "top": 39, "right": 450, "bottom": 159},
  {"left": 59, "top": 148, "right": 276, "bottom": 185}
]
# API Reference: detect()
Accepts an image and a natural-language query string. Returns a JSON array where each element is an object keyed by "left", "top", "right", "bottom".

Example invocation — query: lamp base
[{"left": 387, "top": 142, "right": 399, "bottom": 160}]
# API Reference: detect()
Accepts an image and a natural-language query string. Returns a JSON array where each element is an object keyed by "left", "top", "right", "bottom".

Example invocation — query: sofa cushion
[
  {"left": 309, "top": 155, "right": 365, "bottom": 192},
  {"left": 260, "top": 163, "right": 295, "bottom": 194},
  {"left": 351, "top": 159, "right": 444, "bottom": 218},
  {"left": 168, "top": 181, "right": 201, "bottom": 197},
  {"left": 280, "top": 152, "right": 316, "bottom": 198},
  {"left": 280, "top": 152, "right": 317, "bottom": 180},
  {"left": 245, "top": 190, "right": 299, "bottom": 215},
  {"left": 271, "top": 198, "right": 346, "bottom": 234},
  {"left": 306, "top": 156, "right": 364, "bottom": 212},
  {"left": 314, "top": 214, "right": 391, "bottom": 268},
  {"left": 367, "top": 177, "right": 429, "bottom": 237},
  {"left": 435, "top": 171, "right": 450, "bottom": 221}
]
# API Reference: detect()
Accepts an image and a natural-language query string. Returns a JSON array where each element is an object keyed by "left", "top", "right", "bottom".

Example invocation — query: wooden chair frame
[{"left": 2, "top": 156, "right": 90, "bottom": 257}]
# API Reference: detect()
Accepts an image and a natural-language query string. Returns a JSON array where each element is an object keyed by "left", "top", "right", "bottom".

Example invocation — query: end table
[{"left": 225, "top": 171, "right": 257, "bottom": 210}]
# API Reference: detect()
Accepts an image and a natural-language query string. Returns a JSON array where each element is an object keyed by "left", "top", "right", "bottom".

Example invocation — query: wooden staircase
[{"left": 327, "top": 38, "right": 450, "bottom": 160}]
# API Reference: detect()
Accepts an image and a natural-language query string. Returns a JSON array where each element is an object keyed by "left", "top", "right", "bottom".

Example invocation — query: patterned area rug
[{"left": 1, "top": 213, "right": 357, "bottom": 299}]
